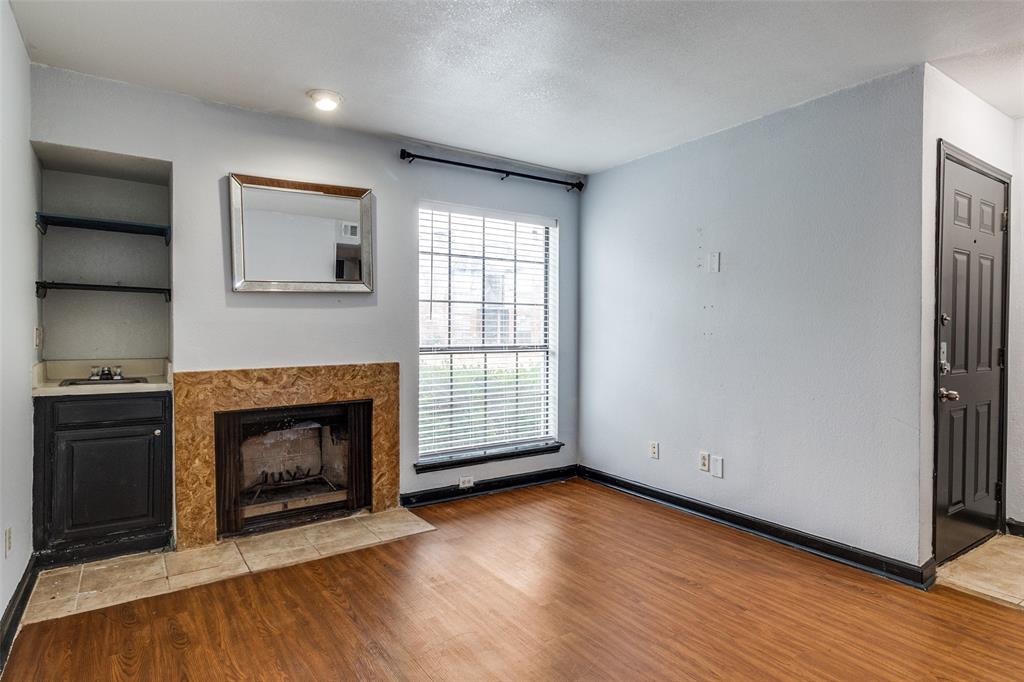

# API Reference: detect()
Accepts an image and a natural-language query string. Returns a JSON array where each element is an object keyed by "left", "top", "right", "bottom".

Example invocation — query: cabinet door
[{"left": 52, "top": 425, "right": 169, "bottom": 542}]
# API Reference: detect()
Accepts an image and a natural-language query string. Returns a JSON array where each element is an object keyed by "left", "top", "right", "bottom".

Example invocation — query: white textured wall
[
  {"left": 919, "top": 65, "right": 1016, "bottom": 560},
  {"left": 40, "top": 170, "right": 171, "bottom": 359},
  {"left": 580, "top": 68, "right": 925, "bottom": 564},
  {"left": 0, "top": 0, "right": 39, "bottom": 615},
  {"left": 30, "top": 65, "right": 580, "bottom": 494}
]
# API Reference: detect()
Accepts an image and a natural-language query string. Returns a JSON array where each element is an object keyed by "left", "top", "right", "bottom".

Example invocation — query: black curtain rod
[{"left": 400, "top": 149, "right": 584, "bottom": 192}]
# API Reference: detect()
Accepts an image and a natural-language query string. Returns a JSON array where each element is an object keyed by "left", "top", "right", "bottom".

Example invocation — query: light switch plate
[
  {"left": 711, "top": 456, "right": 724, "bottom": 478},
  {"left": 708, "top": 252, "right": 721, "bottom": 273},
  {"left": 33, "top": 326, "right": 42, "bottom": 349}
]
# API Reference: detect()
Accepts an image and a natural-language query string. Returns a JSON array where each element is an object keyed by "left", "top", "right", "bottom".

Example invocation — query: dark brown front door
[{"left": 935, "top": 142, "right": 1010, "bottom": 564}]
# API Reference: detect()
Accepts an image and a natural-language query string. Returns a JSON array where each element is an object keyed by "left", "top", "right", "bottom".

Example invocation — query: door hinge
[
  {"left": 996, "top": 481, "right": 1004, "bottom": 503},
  {"left": 998, "top": 347, "right": 1006, "bottom": 368},
  {"left": 1002, "top": 209, "right": 1009, "bottom": 231}
]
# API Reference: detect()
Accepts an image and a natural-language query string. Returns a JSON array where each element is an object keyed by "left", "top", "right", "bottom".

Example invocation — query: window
[{"left": 418, "top": 205, "right": 558, "bottom": 466}]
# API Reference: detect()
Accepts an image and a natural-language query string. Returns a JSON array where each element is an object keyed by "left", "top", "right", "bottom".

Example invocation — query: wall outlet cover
[
  {"left": 699, "top": 451, "right": 710, "bottom": 472},
  {"left": 709, "top": 251, "right": 721, "bottom": 273},
  {"left": 3, "top": 527, "right": 11, "bottom": 558},
  {"left": 711, "top": 456, "right": 724, "bottom": 478},
  {"left": 458, "top": 475, "right": 474, "bottom": 489},
  {"left": 649, "top": 441, "right": 660, "bottom": 459}
]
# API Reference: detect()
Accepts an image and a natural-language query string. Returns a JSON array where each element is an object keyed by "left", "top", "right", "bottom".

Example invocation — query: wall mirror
[{"left": 229, "top": 174, "right": 375, "bottom": 292}]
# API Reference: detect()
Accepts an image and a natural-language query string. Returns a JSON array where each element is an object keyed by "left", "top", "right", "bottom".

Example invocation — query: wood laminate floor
[{"left": 5, "top": 478, "right": 1024, "bottom": 680}]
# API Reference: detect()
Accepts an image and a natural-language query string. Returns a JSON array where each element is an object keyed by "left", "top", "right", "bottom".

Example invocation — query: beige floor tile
[
  {"left": 938, "top": 535, "right": 1024, "bottom": 605},
  {"left": 36, "top": 563, "right": 82, "bottom": 579},
  {"left": 30, "top": 565, "right": 82, "bottom": 604},
  {"left": 242, "top": 544, "right": 320, "bottom": 573},
  {"left": 168, "top": 558, "right": 250, "bottom": 591},
  {"left": 361, "top": 508, "right": 435, "bottom": 541},
  {"left": 165, "top": 542, "right": 244, "bottom": 577},
  {"left": 306, "top": 517, "right": 381, "bottom": 557},
  {"left": 22, "top": 595, "right": 78, "bottom": 624},
  {"left": 76, "top": 577, "right": 169, "bottom": 614},
  {"left": 79, "top": 553, "right": 167, "bottom": 593},
  {"left": 166, "top": 542, "right": 248, "bottom": 591},
  {"left": 235, "top": 526, "right": 313, "bottom": 556},
  {"left": 938, "top": 575, "right": 1023, "bottom": 608},
  {"left": 309, "top": 516, "right": 382, "bottom": 548}
]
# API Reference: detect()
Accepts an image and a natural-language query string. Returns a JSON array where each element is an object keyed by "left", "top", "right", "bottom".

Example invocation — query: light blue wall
[
  {"left": 579, "top": 68, "right": 926, "bottom": 564},
  {"left": 30, "top": 65, "right": 581, "bottom": 495},
  {"left": 0, "top": 0, "right": 39, "bottom": 615}
]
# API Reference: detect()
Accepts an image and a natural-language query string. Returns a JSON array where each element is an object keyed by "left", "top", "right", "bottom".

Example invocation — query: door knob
[
  {"left": 153, "top": 429, "right": 162, "bottom": 436},
  {"left": 938, "top": 388, "right": 960, "bottom": 402}
]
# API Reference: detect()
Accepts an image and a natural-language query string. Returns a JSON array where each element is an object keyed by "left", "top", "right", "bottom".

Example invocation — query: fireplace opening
[{"left": 216, "top": 400, "right": 372, "bottom": 537}]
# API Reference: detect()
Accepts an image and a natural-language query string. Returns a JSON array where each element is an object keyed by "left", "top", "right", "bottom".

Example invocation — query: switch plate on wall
[
  {"left": 3, "top": 527, "right": 11, "bottom": 558},
  {"left": 699, "top": 451, "right": 710, "bottom": 472},
  {"left": 34, "top": 326, "right": 42, "bottom": 349},
  {"left": 649, "top": 441, "right": 660, "bottom": 459},
  {"left": 708, "top": 252, "right": 721, "bottom": 273},
  {"left": 711, "top": 456, "right": 724, "bottom": 478}
]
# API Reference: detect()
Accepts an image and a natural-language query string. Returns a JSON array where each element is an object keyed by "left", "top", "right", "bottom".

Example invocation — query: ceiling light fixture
[{"left": 308, "top": 89, "right": 341, "bottom": 112}]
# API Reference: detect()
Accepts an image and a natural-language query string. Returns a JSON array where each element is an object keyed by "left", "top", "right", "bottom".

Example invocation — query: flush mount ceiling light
[{"left": 308, "top": 89, "right": 342, "bottom": 112}]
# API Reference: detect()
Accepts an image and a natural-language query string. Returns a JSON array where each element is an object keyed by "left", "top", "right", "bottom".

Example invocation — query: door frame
[{"left": 932, "top": 139, "right": 1013, "bottom": 563}]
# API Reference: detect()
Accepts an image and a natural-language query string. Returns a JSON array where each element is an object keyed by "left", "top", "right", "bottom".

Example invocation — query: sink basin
[{"left": 59, "top": 377, "right": 149, "bottom": 386}]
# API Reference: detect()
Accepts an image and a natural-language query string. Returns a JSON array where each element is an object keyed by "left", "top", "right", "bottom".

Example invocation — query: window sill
[{"left": 414, "top": 440, "right": 565, "bottom": 474}]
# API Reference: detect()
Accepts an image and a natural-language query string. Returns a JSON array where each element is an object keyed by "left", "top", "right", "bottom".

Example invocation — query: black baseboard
[
  {"left": 1007, "top": 519, "right": 1024, "bottom": 537},
  {"left": 578, "top": 466, "right": 936, "bottom": 590},
  {"left": 0, "top": 555, "right": 38, "bottom": 674},
  {"left": 401, "top": 464, "right": 578, "bottom": 507}
]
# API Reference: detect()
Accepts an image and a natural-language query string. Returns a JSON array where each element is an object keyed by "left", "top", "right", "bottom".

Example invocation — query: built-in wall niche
[{"left": 32, "top": 142, "right": 172, "bottom": 361}]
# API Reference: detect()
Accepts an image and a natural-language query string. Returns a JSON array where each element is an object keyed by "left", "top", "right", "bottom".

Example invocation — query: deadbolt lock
[
  {"left": 940, "top": 313, "right": 951, "bottom": 326},
  {"left": 939, "top": 361, "right": 950, "bottom": 375}
]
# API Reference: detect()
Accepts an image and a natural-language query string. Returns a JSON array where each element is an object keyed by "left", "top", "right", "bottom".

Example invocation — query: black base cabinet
[{"left": 34, "top": 392, "right": 173, "bottom": 566}]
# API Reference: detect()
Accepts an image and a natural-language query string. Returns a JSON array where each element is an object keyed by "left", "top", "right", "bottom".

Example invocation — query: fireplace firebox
[{"left": 215, "top": 400, "right": 372, "bottom": 537}]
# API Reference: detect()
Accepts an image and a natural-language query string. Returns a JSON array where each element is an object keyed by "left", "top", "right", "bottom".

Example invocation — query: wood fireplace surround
[{"left": 173, "top": 363, "right": 400, "bottom": 549}]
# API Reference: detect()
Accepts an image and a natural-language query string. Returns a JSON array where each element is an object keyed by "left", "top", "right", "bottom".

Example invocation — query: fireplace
[{"left": 215, "top": 400, "right": 372, "bottom": 537}]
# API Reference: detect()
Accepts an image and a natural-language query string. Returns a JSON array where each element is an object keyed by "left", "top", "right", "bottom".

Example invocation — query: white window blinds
[{"left": 418, "top": 205, "right": 558, "bottom": 459}]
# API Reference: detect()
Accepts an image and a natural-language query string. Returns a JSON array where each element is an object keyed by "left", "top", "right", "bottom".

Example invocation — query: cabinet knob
[{"left": 153, "top": 429, "right": 162, "bottom": 436}]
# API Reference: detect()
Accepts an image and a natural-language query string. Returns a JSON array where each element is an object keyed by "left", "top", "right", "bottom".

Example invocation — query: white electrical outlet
[
  {"left": 3, "top": 528, "right": 11, "bottom": 558},
  {"left": 458, "top": 475, "right": 474, "bottom": 489},
  {"left": 711, "top": 456, "right": 724, "bottom": 478},
  {"left": 699, "top": 451, "right": 710, "bottom": 472},
  {"left": 649, "top": 441, "right": 660, "bottom": 459}
]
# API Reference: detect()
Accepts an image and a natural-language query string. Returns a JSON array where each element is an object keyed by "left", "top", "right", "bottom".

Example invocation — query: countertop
[{"left": 32, "top": 359, "right": 173, "bottom": 397}]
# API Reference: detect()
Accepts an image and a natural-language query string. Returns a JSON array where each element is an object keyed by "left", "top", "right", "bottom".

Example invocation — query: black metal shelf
[
  {"left": 35, "top": 212, "right": 171, "bottom": 244},
  {"left": 35, "top": 281, "right": 171, "bottom": 302}
]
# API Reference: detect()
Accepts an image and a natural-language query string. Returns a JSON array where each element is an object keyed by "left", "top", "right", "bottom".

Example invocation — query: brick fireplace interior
[{"left": 215, "top": 400, "right": 372, "bottom": 537}]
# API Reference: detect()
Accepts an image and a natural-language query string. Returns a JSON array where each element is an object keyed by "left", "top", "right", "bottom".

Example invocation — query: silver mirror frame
[{"left": 229, "top": 173, "right": 375, "bottom": 293}]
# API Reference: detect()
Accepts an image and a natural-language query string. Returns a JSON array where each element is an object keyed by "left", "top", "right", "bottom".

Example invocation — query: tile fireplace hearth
[{"left": 23, "top": 508, "right": 434, "bottom": 624}]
